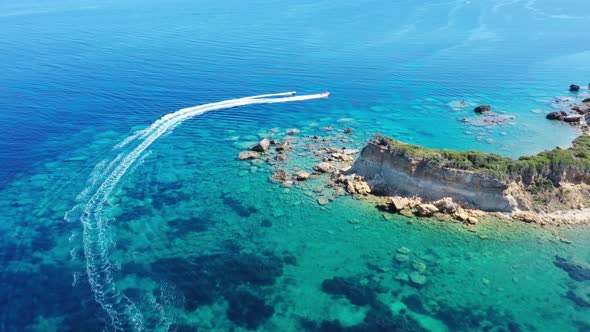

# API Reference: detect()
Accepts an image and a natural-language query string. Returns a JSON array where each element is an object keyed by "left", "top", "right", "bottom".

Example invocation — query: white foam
[{"left": 72, "top": 92, "right": 326, "bottom": 331}]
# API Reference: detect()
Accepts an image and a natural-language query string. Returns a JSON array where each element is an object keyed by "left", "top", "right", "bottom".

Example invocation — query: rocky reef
[{"left": 546, "top": 95, "right": 590, "bottom": 134}]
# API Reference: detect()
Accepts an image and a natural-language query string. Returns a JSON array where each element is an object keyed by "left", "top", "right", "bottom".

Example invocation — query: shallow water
[{"left": 1, "top": 0, "right": 590, "bottom": 331}]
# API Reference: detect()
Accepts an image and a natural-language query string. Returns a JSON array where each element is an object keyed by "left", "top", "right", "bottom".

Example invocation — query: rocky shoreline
[
  {"left": 237, "top": 85, "right": 590, "bottom": 227},
  {"left": 546, "top": 84, "right": 590, "bottom": 134}
]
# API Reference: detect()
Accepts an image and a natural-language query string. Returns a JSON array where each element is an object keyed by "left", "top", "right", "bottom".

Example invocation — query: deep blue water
[{"left": 1, "top": 0, "right": 590, "bottom": 331}]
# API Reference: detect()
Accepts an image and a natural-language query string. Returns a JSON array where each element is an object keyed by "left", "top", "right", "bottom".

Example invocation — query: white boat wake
[{"left": 65, "top": 91, "right": 328, "bottom": 331}]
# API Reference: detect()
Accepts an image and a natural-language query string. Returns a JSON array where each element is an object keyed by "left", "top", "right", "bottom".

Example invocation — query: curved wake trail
[{"left": 70, "top": 92, "right": 327, "bottom": 331}]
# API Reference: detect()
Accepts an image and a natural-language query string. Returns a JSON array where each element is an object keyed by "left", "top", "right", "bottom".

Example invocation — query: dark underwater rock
[
  {"left": 271, "top": 168, "right": 289, "bottom": 182},
  {"left": 554, "top": 255, "right": 590, "bottom": 281},
  {"left": 169, "top": 323, "right": 199, "bottom": 332},
  {"left": 282, "top": 251, "right": 298, "bottom": 266},
  {"left": 567, "top": 286, "right": 590, "bottom": 308},
  {"left": 0, "top": 264, "right": 105, "bottom": 331},
  {"left": 401, "top": 294, "right": 429, "bottom": 314},
  {"left": 301, "top": 301, "right": 428, "bottom": 332},
  {"left": 570, "top": 84, "right": 581, "bottom": 91},
  {"left": 226, "top": 290, "right": 275, "bottom": 329},
  {"left": 433, "top": 302, "right": 522, "bottom": 332},
  {"left": 221, "top": 192, "right": 258, "bottom": 217},
  {"left": 321, "top": 277, "right": 377, "bottom": 306},
  {"left": 167, "top": 215, "right": 211, "bottom": 236},
  {"left": 150, "top": 251, "right": 284, "bottom": 311}
]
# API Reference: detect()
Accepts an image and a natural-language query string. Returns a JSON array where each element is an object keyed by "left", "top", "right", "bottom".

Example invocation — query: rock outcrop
[
  {"left": 294, "top": 171, "right": 310, "bottom": 181},
  {"left": 547, "top": 91, "right": 590, "bottom": 133},
  {"left": 333, "top": 174, "right": 371, "bottom": 195},
  {"left": 474, "top": 105, "right": 491, "bottom": 114},
  {"left": 546, "top": 111, "right": 567, "bottom": 120},
  {"left": 251, "top": 139, "right": 270, "bottom": 152},
  {"left": 350, "top": 136, "right": 520, "bottom": 211},
  {"left": 350, "top": 133, "right": 590, "bottom": 213},
  {"left": 238, "top": 151, "right": 260, "bottom": 160},
  {"left": 313, "top": 162, "right": 332, "bottom": 173}
]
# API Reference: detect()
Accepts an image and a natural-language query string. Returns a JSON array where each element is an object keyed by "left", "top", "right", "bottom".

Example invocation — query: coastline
[{"left": 238, "top": 85, "right": 590, "bottom": 227}]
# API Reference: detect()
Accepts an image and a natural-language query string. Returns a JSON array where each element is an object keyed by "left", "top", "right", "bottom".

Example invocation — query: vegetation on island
[{"left": 375, "top": 134, "right": 590, "bottom": 190}]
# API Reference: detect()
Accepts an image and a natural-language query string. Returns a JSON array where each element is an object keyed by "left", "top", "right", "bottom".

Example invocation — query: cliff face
[
  {"left": 351, "top": 140, "right": 520, "bottom": 211},
  {"left": 351, "top": 134, "right": 590, "bottom": 212}
]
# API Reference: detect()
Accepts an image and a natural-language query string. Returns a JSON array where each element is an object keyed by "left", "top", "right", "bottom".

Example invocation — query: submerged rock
[
  {"left": 150, "top": 251, "right": 283, "bottom": 311},
  {"left": 570, "top": 84, "right": 581, "bottom": 91},
  {"left": 286, "top": 128, "right": 300, "bottom": 135},
  {"left": 397, "top": 247, "right": 411, "bottom": 254},
  {"left": 412, "top": 261, "right": 427, "bottom": 274},
  {"left": 321, "top": 276, "right": 377, "bottom": 306},
  {"left": 394, "top": 272, "right": 409, "bottom": 282},
  {"left": 274, "top": 153, "right": 286, "bottom": 162},
  {"left": 238, "top": 151, "right": 260, "bottom": 160},
  {"left": 344, "top": 127, "right": 353, "bottom": 134},
  {"left": 226, "top": 290, "right": 275, "bottom": 329},
  {"left": 554, "top": 255, "right": 590, "bottom": 281},
  {"left": 568, "top": 282, "right": 590, "bottom": 307},
  {"left": 317, "top": 197, "right": 329, "bottom": 205},
  {"left": 402, "top": 294, "right": 429, "bottom": 314},
  {"left": 275, "top": 141, "right": 290, "bottom": 152},
  {"left": 271, "top": 169, "right": 289, "bottom": 182},
  {"left": 395, "top": 253, "right": 409, "bottom": 263},
  {"left": 306, "top": 299, "right": 427, "bottom": 331},
  {"left": 409, "top": 272, "right": 428, "bottom": 287}
]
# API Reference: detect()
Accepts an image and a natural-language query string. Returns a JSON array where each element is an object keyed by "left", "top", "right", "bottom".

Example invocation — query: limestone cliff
[{"left": 350, "top": 134, "right": 590, "bottom": 212}]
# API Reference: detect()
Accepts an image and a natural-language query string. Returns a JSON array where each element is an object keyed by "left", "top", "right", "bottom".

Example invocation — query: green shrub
[{"left": 376, "top": 134, "right": 590, "bottom": 186}]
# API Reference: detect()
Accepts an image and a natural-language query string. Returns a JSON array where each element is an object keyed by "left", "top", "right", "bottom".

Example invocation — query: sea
[{"left": 1, "top": 0, "right": 589, "bottom": 331}]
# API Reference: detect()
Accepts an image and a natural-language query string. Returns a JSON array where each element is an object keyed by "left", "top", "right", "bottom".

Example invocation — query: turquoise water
[{"left": 1, "top": 0, "right": 590, "bottom": 331}]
